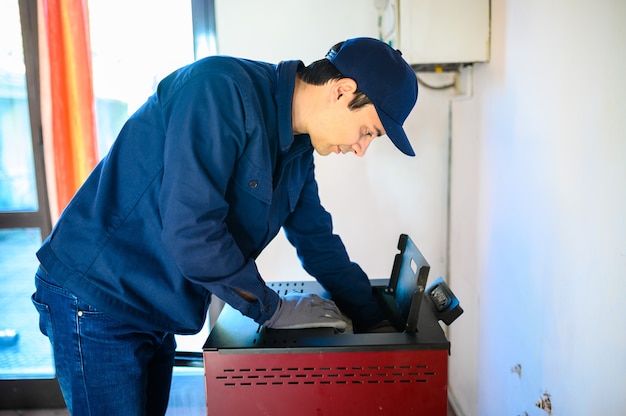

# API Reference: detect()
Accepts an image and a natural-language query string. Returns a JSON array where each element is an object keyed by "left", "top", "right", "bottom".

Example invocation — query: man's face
[{"left": 309, "top": 93, "right": 385, "bottom": 157}]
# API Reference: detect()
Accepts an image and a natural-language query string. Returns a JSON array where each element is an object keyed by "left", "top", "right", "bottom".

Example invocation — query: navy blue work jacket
[{"left": 37, "top": 57, "right": 384, "bottom": 334}]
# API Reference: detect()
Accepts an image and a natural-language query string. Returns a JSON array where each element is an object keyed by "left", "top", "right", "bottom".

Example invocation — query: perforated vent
[
  {"left": 268, "top": 281, "right": 308, "bottom": 295},
  {"left": 214, "top": 364, "right": 437, "bottom": 387}
]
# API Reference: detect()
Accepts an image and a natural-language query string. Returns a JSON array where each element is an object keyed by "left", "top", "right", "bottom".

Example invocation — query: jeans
[{"left": 31, "top": 267, "right": 176, "bottom": 416}]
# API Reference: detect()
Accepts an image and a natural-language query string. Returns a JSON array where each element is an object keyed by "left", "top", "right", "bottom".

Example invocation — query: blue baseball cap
[{"left": 325, "top": 37, "right": 418, "bottom": 156}]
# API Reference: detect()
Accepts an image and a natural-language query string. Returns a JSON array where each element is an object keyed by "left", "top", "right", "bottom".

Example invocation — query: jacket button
[{"left": 249, "top": 180, "right": 259, "bottom": 188}]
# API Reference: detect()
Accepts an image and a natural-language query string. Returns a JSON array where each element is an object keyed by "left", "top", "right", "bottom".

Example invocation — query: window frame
[{"left": 0, "top": 0, "right": 52, "bottom": 234}]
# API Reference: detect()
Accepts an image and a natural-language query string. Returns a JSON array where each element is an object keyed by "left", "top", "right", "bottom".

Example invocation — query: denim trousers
[{"left": 31, "top": 267, "right": 176, "bottom": 416}]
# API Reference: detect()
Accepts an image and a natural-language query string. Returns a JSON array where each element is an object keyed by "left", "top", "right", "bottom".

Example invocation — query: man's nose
[{"left": 352, "top": 136, "right": 373, "bottom": 157}]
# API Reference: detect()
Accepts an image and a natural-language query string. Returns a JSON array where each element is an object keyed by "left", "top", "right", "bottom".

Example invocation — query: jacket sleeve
[
  {"left": 156, "top": 67, "right": 279, "bottom": 324},
  {"left": 282, "top": 160, "right": 386, "bottom": 332}
]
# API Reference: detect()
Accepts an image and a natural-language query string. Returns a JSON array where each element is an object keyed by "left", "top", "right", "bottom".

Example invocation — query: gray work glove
[{"left": 264, "top": 292, "right": 348, "bottom": 330}]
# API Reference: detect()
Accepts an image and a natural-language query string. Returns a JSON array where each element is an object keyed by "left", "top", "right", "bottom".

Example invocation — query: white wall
[
  {"left": 215, "top": 0, "right": 380, "bottom": 64},
  {"left": 449, "top": 0, "right": 626, "bottom": 415},
  {"left": 214, "top": 0, "right": 453, "bottom": 282},
  {"left": 216, "top": 1, "right": 626, "bottom": 415}
]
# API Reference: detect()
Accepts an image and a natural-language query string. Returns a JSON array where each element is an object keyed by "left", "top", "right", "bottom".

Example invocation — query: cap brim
[{"left": 376, "top": 106, "right": 415, "bottom": 157}]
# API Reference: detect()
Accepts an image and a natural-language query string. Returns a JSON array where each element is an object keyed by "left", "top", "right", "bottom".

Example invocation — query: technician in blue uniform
[{"left": 32, "top": 37, "right": 418, "bottom": 415}]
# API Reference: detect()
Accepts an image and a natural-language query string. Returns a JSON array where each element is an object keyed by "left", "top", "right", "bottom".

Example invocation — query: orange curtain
[{"left": 39, "top": 0, "right": 97, "bottom": 220}]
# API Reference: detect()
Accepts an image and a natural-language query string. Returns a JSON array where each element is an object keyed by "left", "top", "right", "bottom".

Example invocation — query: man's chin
[{"left": 314, "top": 147, "right": 333, "bottom": 156}]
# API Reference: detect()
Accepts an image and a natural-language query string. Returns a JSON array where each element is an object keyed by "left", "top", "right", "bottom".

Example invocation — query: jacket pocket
[
  {"left": 232, "top": 155, "right": 272, "bottom": 205},
  {"left": 31, "top": 294, "right": 51, "bottom": 338}
]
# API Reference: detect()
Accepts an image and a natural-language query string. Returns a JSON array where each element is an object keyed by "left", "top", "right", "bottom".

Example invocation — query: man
[{"left": 32, "top": 37, "right": 418, "bottom": 415}]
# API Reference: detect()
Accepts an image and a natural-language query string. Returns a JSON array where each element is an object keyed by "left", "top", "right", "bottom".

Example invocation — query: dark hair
[{"left": 298, "top": 42, "right": 372, "bottom": 111}]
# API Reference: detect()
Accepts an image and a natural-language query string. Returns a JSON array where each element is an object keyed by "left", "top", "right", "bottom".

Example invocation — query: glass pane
[
  {"left": 0, "top": 0, "right": 38, "bottom": 212},
  {"left": 0, "top": 228, "right": 53, "bottom": 379},
  {"left": 89, "top": 0, "right": 195, "bottom": 158},
  {"left": 88, "top": 1, "right": 202, "bottom": 355}
]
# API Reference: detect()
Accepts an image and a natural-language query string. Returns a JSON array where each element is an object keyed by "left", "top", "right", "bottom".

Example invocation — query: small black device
[
  {"left": 373, "top": 234, "right": 463, "bottom": 332},
  {"left": 425, "top": 277, "right": 463, "bottom": 325}
]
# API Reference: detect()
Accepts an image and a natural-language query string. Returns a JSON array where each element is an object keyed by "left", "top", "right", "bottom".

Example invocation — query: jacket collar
[{"left": 276, "top": 60, "right": 305, "bottom": 153}]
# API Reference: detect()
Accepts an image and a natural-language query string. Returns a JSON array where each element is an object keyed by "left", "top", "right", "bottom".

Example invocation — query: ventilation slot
[
  {"left": 268, "top": 281, "right": 307, "bottom": 296},
  {"left": 215, "top": 364, "right": 436, "bottom": 387}
]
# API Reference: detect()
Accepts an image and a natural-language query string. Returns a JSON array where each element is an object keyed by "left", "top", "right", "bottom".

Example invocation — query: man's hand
[{"left": 263, "top": 292, "right": 348, "bottom": 330}]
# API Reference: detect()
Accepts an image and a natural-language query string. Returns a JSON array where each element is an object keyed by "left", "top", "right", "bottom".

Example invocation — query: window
[
  {"left": 1, "top": 1, "right": 215, "bottom": 409},
  {"left": 87, "top": 0, "right": 207, "bottom": 354},
  {"left": 89, "top": 0, "right": 195, "bottom": 157},
  {"left": 0, "top": 1, "right": 52, "bottom": 381}
]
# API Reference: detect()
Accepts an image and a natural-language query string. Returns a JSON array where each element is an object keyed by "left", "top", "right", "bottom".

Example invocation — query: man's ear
[{"left": 332, "top": 78, "right": 358, "bottom": 101}]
